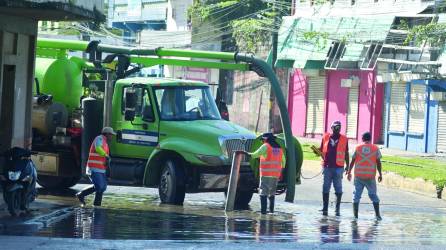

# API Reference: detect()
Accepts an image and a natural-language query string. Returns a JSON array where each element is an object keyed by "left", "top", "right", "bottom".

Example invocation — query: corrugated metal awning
[{"left": 276, "top": 15, "right": 395, "bottom": 69}]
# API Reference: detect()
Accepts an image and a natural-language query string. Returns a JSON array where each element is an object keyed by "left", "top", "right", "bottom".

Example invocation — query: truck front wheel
[
  {"left": 159, "top": 160, "right": 186, "bottom": 205},
  {"left": 225, "top": 190, "right": 254, "bottom": 209},
  {"left": 234, "top": 190, "right": 254, "bottom": 209}
]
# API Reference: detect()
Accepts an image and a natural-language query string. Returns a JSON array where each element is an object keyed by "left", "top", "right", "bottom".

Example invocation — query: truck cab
[{"left": 108, "top": 77, "right": 258, "bottom": 206}]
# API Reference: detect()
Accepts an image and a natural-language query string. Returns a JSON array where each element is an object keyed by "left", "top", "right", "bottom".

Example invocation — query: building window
[{"left": 325, "top": 41, "right": 346, "bottom": 69}]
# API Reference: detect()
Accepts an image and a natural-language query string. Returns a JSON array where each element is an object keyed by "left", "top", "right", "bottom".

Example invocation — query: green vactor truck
[{"left": 31, "top": 38, "right": 303, "bottom": 207}]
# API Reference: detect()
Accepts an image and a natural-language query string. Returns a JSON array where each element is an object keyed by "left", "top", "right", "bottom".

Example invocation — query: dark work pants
[{"left": 80, "top": 171, "right": 107, "bottom": 206}]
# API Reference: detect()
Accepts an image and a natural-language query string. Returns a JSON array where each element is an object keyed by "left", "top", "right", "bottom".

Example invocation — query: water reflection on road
[{"left": 2, "top": 193, "right": 446, "bottom": 245}]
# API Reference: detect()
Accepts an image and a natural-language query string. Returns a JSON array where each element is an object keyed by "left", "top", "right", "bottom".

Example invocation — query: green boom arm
[{"left": 36, "top": 38, "right": 297, "bottom": 202}]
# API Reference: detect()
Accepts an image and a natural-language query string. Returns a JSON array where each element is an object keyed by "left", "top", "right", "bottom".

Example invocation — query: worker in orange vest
[
  {"left": 76, "top": 127, "right": 116, "bottom": 207},
  {"left": 315, "top": 120, "right": 349, "bottom": 216},
  {"left": 248, "top": 133, "right": 285, "bottom": 214},
  {"left": 346, "top": 132, "right": 382, "bottom": 220}
]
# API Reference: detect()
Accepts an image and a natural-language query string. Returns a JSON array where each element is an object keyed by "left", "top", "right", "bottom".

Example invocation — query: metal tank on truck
[
  {"left": 31, "top": 56, "right": 89, "bottom": 188},
  {"left": 32, "top": 38, "right": 303, "bottom": 206}
]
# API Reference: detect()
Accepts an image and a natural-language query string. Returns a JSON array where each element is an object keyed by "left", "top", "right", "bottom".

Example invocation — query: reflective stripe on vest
[
  {"left": 321, "top": 133, "right": 348, "bottom": 167},
  {"left": 354, "top": 144, "right": 378, "bottom": 179},
  {"left": 87, "top": 135, "right": 109, "bottom": 171},
  {"left": 259, "top": 143, "right": 283, "bottom": 178}
]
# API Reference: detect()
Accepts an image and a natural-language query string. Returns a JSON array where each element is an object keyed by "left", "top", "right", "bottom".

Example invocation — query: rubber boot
[
  {"left": 93, "top": 192, "right": 103, "bottom": 207},
  {"left": 335, "top": 193, "right": 342, "bottom": 216},
  {"left": 76, "top": 185, "right": 95, "bottom": 206},
  {"left": 269, "top": 196, "right": 275, "bottom": 213},
  {"left": 373, "top": 202, "right": 382, "bottom": 221},
  {"left": 353, "top": 203, "right": 359, "bottom": 219},
  {"left": 260, "top": 195, "right": 267, "bottom": 214},
  {"left": 322, "top": 193, "right": 329, "bottom": 216}
]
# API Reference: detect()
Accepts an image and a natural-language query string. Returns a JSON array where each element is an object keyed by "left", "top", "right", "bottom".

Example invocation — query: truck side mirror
[{"left": 124, "top": 89, "right": 137, "bottom": 121}]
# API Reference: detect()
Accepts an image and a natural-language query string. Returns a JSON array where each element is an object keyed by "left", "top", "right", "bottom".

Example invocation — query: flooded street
[
  {"left": 24, "top": 197, "right": 446, "bottom": 244},
  {"left": 1, "top": 166, "right": 446, "bottom": 248}
]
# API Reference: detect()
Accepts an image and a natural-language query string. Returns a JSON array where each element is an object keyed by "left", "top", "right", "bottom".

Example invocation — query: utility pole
[{"left": 268, "top": 1, "right": 279, "bottom": 132}]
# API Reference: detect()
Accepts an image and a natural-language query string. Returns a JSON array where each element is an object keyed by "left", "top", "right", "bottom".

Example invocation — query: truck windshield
[{"left": 154, "top": 86, "right": 221, "bottom": 121}]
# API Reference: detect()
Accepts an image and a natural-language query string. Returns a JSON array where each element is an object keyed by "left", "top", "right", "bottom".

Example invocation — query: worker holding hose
[
  {"left": 248, "top": 133, "right": 285, "bottom": 215},
  {"left": 312, "top": 120, "right": 349, "bottom": 216}
]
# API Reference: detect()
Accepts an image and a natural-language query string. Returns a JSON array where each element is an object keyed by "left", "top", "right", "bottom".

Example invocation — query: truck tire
[
  {"left": 159, "top": 160, "right": 186, "bottom": 205},
  {"left": 37, "top": 175, "right": 80, "bottom": 189},
  {"left": 225, "top": 190, "right": 254, "bottom": 209},
  {"left": 234, "top": 190, "right": 254, "bottom": 209}
]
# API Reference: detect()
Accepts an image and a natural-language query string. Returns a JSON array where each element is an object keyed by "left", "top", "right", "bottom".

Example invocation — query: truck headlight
[
  {"left": 196, "top": 154, "right": 225, "bottom": 166},
  {"left": 8, "top": 171, "right": 21, "bottom": 181}
]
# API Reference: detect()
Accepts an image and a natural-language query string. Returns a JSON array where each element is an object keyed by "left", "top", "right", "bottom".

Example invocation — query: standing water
[{"left": 1, "top": 192, "right": 446, "bottom": 245}]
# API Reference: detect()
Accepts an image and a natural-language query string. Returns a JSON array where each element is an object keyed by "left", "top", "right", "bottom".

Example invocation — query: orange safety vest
[
  {"left": 354, "top": 144, "right": 378, "bottom": 179},
  {"left": 86, "top": 135, "right": 109, "bottom": 171},
  {"left": 321, "top": 133, "right": 347, "bottom": 167},
  {"left": 259, "top": 143, "right": 283, "bottom": 178}
]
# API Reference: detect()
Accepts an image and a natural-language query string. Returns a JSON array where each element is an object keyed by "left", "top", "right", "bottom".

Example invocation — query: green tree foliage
[
  {"left": 188, "top": 0, "right": 292, "bottom": 52},
  {"left": 404, "top": 22, "right": 446, "bottom": 47}
]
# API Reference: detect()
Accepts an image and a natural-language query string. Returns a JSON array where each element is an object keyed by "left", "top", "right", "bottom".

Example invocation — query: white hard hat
[{"left": 102, "top": 127, "right": 116, "bottom": 135}]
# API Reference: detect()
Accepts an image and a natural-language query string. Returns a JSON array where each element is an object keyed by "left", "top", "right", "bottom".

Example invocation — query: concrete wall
[
  {"left": 293, "top": 0, "right": 435, "bottom": 17},
  {"left": 228, "top": 70, "right": 271, "bottom": 133},
  {"left": 27, "top": 0, "right": 104, "bottom": 13},
  {"left": 167, "top": 0, "right": 192, "bottom": 31},
  {"left": 0, "top": 14, "right": 37, "bottom": 151}
]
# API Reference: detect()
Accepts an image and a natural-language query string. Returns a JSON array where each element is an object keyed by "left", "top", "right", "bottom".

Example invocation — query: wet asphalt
[{"left": 1, "top": 163, "right": 446, "bottom": 249}]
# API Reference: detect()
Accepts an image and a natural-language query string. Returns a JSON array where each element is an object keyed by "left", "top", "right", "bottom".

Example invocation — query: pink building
[{"left": 288, "top": 69, "right": 385, "bottom": 144}]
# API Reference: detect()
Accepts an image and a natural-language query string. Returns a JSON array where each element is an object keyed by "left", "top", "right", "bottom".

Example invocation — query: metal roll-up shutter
[
  {"left": 389, "top": 83, "right": 407, "bottom": 132},
  {"left": 408, "top": 84, "right": 426, "bottom": 134},
  {"left": 306, "top": 76, "right": 326, "bottom": 134},
  {"left": 437, "top": 102, "right": 446, "bottom": 152},
  {"left": 347, "top": 85, "right": 359, "bottom": 138}
]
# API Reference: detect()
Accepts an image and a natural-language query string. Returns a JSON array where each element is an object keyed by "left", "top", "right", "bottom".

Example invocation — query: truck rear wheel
[
  {"left": 37, "top": 175, "right": 81, "bottom": 189},
  {"left": 159, "top": 160, "right": 185, "bottom": 205}
]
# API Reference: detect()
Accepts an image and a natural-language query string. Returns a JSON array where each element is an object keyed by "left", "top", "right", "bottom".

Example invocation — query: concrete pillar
[{"left": 0, "top": 14, "right": 37, "bottom": 150}]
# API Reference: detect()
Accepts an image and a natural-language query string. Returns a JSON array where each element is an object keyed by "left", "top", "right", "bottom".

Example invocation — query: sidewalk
[
  {"left": 296, "top": 136, "right": 445, "bottom": 159},
  {"left": 301, "top": 160, "right": 445, "bottom": 201}
]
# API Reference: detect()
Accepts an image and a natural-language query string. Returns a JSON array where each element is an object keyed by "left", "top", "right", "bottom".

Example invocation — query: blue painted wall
[
  {"left": 427, "top": 86, "right": 439, "bottom": 153},
  {"left": 385, "top": 81, "right": 430, "bottom": 152},
  {"left": 384, "top": 79, "right": 445, "bottom": 153},
  {"left": 384, "top": 82, "right": 391, "bottom": 147}
]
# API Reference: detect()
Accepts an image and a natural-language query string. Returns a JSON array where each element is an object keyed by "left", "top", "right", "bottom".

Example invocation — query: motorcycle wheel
[{"left": 6, "top": 190, "right": 21, "bottom": 216}]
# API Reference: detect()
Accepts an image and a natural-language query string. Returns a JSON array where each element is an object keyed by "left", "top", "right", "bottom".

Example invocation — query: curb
[
  {"left": 381, "top": 172, "right": 439, "bottom": 199},
  {"left": 302, "top": 160, "right": 445, "bottom": 200}
]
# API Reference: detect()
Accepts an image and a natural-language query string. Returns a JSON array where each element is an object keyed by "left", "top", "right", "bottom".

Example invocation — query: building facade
[
  {"left": 289, "top": 69, "right": 384, "bottom": 143},
  {"left": 278, "top": 0, "right": 446, "bottom": 153}
]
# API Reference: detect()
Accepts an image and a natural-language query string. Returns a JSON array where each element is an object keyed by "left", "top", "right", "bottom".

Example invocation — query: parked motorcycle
[{"left": 0, "top": 147, "right": 37, "bottom": 216}]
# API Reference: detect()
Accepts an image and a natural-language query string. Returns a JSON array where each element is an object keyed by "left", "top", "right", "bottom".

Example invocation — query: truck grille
[{"left": 224, "top": 139, "right": 254, "bottom": 163}]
